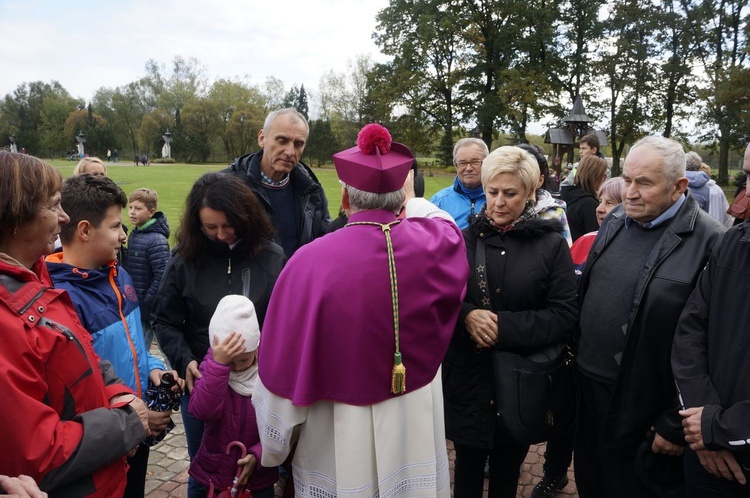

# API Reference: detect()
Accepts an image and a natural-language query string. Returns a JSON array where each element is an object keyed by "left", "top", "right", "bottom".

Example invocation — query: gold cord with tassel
[{"left": 346, "top": 219, "right": 406, "bottom": 394}]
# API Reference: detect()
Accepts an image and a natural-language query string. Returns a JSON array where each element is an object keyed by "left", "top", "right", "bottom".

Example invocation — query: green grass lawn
[{"left": 48, "top": 160, "right": 456, "bottom": 246}]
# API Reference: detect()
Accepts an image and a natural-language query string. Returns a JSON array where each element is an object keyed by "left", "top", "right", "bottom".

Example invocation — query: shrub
[{"left": 151, "top": 157, "right": 176, "bottom": 164}]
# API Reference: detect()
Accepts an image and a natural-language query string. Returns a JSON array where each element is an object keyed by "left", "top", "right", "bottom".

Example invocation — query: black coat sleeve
[{"left": 152, "top": 256, "right": 195, "bottom": 379}]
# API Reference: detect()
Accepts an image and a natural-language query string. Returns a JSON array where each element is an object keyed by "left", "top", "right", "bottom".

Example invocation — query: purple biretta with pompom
[{"left": 334, "top": 124, "right": 414, "bottom": 193}]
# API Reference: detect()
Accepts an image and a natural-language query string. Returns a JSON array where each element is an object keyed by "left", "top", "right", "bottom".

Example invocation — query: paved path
[
  {"left": 144, "top": 418, "right": 578, "bottom": 498},
  {"left": 144, "top": 345, "right": 578, "bottom": 497}
]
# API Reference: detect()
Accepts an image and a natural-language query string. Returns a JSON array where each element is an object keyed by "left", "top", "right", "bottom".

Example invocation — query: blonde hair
[
  {"left": 73, "top": 157, "right": 107, "bottom": 176},
  {"left": 129, "top": 188, "right": 159, "bottom": 211},
  {"left": 481, "top": 146, "right": 539, "bottom": 200}
]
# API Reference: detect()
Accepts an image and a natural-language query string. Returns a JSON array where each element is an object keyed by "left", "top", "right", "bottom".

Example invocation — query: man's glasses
[{"left": 456, "top": 159, "right": 483, "bottom": 169}]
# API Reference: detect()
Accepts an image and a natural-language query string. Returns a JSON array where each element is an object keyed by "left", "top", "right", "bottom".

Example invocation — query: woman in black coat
[
  {"left": 559, "top": 155, "right": 608, "bottom": 242},
  {"left": 151, "top": 172, "right": 286, "bottom": 495},
  {"left": 443, "top": 146, "right": 578, "bottom": 498}
]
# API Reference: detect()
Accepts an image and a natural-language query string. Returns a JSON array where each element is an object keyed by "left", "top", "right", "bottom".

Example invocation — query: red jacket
[{"left": 0, "top": 257, "right": 146, "bottom": 497}]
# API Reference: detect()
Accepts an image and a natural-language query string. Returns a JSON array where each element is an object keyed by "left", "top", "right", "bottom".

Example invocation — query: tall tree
[
  {"left": 375, "top": 0, "right": 468, "bottom": 163},
  {"left": 262, "top": 77, "right": 286, "bottom": 111},
  {"left": 594, "top": 0, "right": 662, "bottom": 175},
  {"left": 111, "top": 82, "right": 150, "bottom": 155},
  {"left": 283, "top": 85, "right": 300, "bottom": 110},
  {"left": 680, "top": 0, "right": 749, "bottom": 183},
  {"left": 555, "top": 0, "right": 605, "bottom": 104},
  {"left": 459, "top": 0, "right": 521, "bottom": 148},
  {"left": 181, "top": 98, "right": 220, "bottom": 162},
  {"left": 0, "top": 81, "right": 76, "bottom": 155},
  {"left": 209, "top": 78, "right": 265, "bottom": 160},
  {"left": 225, "top": 103, "right": 265, "bottom": 159},
  {"left": 495, "top": 0, "right": 564, "bottom": 143},
  {"left": 306, "top": 119, "right": 339, "bottom": 167},
  {"left": 142, "top": 56, "right": 208, "bottom": 128},
  {"left": 39, "top": 89, "right": 81, "bottom": 157},
  {"left": 63, "top": 107, "right": 111, "bottom": 157},
  {"left": 654, "top": 1, "right": 695, "bottom": 139},
  {"left": 296, "top": 84, "right": 309, "bottom": 121},
  {"left": 138, "top": 109, "right": 174, "bottom": 158}
]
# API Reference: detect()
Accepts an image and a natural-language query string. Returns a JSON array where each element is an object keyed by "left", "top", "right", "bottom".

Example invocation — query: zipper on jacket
[
  {"left": 726, "top": 320, "right": 750, "bottom": 406},
  {"left": 109, "top": 267, "right": 143, "bottom": 399},
  {"left": 227, "top": 257, "right": 232, "bottom": 285}
]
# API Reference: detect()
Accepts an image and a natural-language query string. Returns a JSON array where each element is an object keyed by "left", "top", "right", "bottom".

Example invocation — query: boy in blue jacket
[
  {"left": 46, "top": 174, "right": 184, "bottom": 498},
  {"left": 125, "top": 187, "right": 170, "bottom": 349}
]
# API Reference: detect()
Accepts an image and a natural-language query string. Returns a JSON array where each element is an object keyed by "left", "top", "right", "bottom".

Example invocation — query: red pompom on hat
[
  {"left": 357, "top": 123, "right": 392, "bottom": 155},
  {"left": 334, "top": 124, "right": 414, "bottom": 193}
]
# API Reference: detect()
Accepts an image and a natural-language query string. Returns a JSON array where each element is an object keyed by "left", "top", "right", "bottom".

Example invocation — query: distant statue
[
  {"left": 161, "top": 129, "right": 172, "bottom": 159},
  {"left": 77, "top": 142, "right": 85, "bottom": 157},
  {"left": 9, "top": 135, "right": 17, "bottom": 153}
]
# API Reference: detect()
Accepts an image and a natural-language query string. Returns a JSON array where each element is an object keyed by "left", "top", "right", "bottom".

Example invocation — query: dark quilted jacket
[{"left": 125, "top": 212, "right": 170, "bottom": 320}]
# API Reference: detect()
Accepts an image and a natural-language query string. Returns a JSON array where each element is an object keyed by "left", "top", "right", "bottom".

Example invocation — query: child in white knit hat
[{"left": 188, "top": 295, "right": 277, "bottom": 498}]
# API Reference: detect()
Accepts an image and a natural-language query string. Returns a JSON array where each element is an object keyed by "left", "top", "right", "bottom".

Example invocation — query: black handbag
[
  {"left": 476, "top": 237, "right": 578, "bottom": 446},
  {"left": 492, "top": 343, "right": 577, "bottom": 445}
]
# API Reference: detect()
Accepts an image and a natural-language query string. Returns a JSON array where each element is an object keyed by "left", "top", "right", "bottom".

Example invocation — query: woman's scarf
[{"left": 484, "top": 201, "right": 538, "bottom": 233}]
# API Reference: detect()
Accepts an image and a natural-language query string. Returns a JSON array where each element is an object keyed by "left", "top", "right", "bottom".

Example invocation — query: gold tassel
[{"left": 391, "top": 352, "right": 406, "bottom": 394}]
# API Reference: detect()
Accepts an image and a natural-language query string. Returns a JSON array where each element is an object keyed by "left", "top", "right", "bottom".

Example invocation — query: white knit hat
[{"left": 208, "top": 295, "right": 260, "bottom": 353}]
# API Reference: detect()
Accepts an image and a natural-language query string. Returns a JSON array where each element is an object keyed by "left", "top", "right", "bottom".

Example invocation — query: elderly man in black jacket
[
  {"left": 574, "top": 136, "right": 726, "bottom": 498},
  {"left": 223, "top": 108, "right": 330, "bottom": 258},
  {"left": 672, "top": 218, "right": 750, "bottom": 495}
]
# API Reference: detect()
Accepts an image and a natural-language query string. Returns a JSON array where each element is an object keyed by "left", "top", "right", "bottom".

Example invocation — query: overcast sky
[{"left": 0, "top": 0, "right": 391, "bottom": 102}]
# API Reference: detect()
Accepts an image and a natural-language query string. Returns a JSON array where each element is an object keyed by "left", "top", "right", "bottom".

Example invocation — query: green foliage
[
  {"left": 181, "top": 98, "right": 220, "bottom": 163},
  {"left": 0, "top": 81, "right": 81, "bottom": 156},
  {"left": 139, "top": 109, "right": 174, "bottom": 157},
  {"left": 63, "top": 107, "right": 112, "bottom": 158},
  {"left": 306, "top": 119, "right": 339, "bottom": 167},
  {"left": 297, "top": 85, "right": 309, "bottom": 121},
  {"left": 225, "top": 103, "right": 264, "bottom": 159}
]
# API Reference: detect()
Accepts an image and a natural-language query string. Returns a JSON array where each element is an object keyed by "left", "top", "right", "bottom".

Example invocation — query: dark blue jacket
[
  {"left": 125, "top": 212, "right": 170, "bottom": 320},
  {"left": 223, "top": 151, "right": 330, "bottom": 256}
]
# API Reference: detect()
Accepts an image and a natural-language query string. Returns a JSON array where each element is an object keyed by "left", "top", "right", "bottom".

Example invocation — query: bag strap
[
  {"left": 475, "top": 236, "right": 492, "bottom": 310},
  {"left": 345, "top": 220, "right": 406, "bottom": 394}
]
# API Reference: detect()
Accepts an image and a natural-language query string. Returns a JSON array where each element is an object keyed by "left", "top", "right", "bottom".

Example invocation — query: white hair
[
  {"left": 345, "top": 184, "right": 405, "bottom": 213},
  {"left": 630, "top": 136, "right": 685, "bottom": 182}
]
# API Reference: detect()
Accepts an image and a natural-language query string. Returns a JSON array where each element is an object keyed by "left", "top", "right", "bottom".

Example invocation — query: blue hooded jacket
[
  {"left": 429, "top": 177, "right": 486, "bottom": 229},
  {"left": 686, "top": 170, "right": 711, "bottom": 212},
  {"left": 125, "top": 211, "right": 170, "bottom": 320},
  {"left": 46, "top": 254, "right": 165, "bottom": 398}
]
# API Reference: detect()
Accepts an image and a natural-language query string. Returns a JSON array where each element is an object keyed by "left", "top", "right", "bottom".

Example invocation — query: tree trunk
[{"left": 719, "top": 135, "right": 730, "bottom": 185}]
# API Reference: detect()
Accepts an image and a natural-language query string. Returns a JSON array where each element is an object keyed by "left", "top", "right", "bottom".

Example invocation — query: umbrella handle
[
  {"left": 226, "top": 441, "right": 247, "bottom": 458},
  {"left": 226, "top": 441, "right": 249, "bottom": 497}
]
